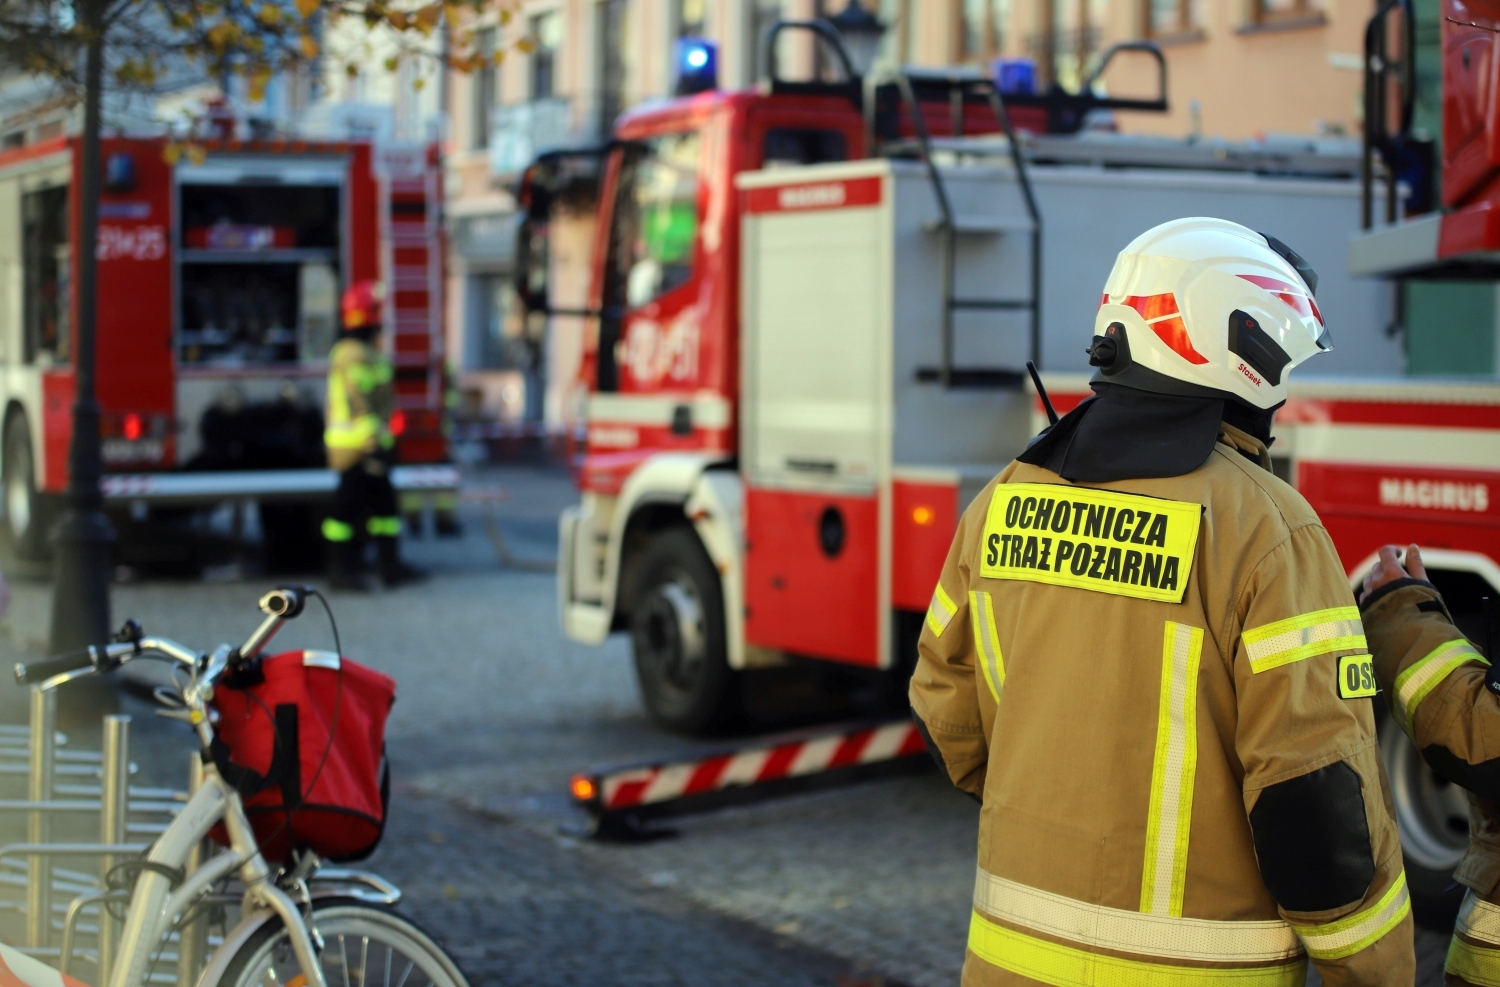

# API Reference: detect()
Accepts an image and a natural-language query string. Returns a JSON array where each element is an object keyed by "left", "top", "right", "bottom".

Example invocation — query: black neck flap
[{"left": 1017, "top": 383, "right": 1227, "bottom": 482}]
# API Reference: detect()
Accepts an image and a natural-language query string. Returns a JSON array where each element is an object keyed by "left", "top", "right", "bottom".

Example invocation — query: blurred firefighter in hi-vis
[{"left": 322, "top": 280, "right": 424, "bottom": 590}]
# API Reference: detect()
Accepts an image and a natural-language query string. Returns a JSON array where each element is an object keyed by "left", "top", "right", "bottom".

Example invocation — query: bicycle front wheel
[{"left": 216, "top": 899, "right": 470, "bottom": 987}]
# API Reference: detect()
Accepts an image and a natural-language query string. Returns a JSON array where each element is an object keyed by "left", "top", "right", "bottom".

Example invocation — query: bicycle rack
[{"left": 0, "top": 689, "right": 196, "bottom": 985}]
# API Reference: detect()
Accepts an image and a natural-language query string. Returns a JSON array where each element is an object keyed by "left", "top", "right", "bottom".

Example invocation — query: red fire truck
[
  {"left": 524, "top": 22, "right": 1499, "bottom": 921},
  {"left": 0, "top": 135, "right": 456, "bottom": 568}
]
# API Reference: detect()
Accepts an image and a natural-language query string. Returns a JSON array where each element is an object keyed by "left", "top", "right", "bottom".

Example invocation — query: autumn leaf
[
  {"left": 207, "top": 19, "right": 241, "bottom": 51},
  {"left": 257, "top": 5, "right": 280, "bottom": 25},
  {"left": 346, "top": 62, "right": 359, "bottom": 77},
  {"left": 383, "top": 55, "right": 398, "bottom": 72},
  {"left": 295, "top": 0, "right": 319, "bottom": 18},
  {"left": 514, "top": 35, "right": 535, "bottom": 53},
  {"left": 414, "top": 3, "right": 441, "bottom": 29},
  {"left": 299, "top": 33, "right": 319, "bottom": 58},
  {"left": 412, "top": 76, "right": 425, "bottom": 91},
  {"left": 498, "top": 8, "right": 510, "bottom": 24},
  {"left": 186, "top": 145, "right": 207, "bottom": 165},
  {"left": 247, "top": 66, "right": 272, "bottom": 101},
  {"left": 385, "top": 9, "right": 408, "bottom": 29},
  {"left": 162, "top": 143, "right": 184, "bottom": 165}
]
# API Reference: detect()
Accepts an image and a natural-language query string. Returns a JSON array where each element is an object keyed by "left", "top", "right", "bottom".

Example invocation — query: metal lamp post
[
  {"left": 48, "top": 0, "right": 116, "bottom": 667},
  {"left": 827, "top": 0, "right": 886, "bottom": 78}
]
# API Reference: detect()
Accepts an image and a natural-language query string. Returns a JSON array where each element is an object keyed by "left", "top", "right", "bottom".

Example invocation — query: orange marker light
[
  {"left": 912, "top": 505, "right": 934, "bottom": 526},
  {"left": 123, "top": 413, "right": 142, "bottom": 441},
  {"left": 570, "top": 775, "right": 597, "bottom": 802}
]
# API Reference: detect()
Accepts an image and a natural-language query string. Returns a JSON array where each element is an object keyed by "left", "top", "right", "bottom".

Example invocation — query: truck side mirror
[{"left": 514, "top": 217, "right": 550, "bottom": 316}]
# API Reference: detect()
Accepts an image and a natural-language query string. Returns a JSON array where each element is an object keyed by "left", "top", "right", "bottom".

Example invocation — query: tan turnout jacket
[
  {"left": 1363, "top": 578, "right": 1499, "bottom": 984},
  {"left": 910, "top": 424, "right": 1413, "bottom": 987}
]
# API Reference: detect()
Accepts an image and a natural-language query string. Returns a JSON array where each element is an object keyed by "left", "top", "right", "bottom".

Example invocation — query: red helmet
[{"left": 341, "top": 280, "right": 385, "bottom": 330}]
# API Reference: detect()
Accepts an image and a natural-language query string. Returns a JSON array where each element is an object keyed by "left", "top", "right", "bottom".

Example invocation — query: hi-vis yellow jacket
[
  {"left": 1363, "top": 577, "right": 1499, "bottom": 985},
  {"left": 910, "top": 424, "right": 1413, "bottom": 987},
  {"left": 324, "top": 337, "right": 394, "bottom": 472}
]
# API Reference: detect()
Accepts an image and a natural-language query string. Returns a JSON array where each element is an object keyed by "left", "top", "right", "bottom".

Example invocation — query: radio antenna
[{"left": 1027, "top": 361, "right": 1059, "bottom": 426}]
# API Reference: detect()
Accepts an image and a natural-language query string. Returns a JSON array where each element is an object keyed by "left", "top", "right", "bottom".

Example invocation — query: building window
[
  {"left": 471, "top": 27, "right": 496, "bottom": 150},
  {"left": 962, "top": 0, "right": 1010, "bottom": 61},
  {"left": 1250, "top": 0, "right": 1318, "bottom": 24},
  {"left": 530, "top": 10, "right": 562, "bottom": 99},
  {"left": 1145, "top": 0, "right": 1200, "bottom": 37},
  {"left": 1031, "top": 0, "right": 1103, "bottom": 90},
  {"left": 468, "top": 273, "right": 524, "bottom": 371}
]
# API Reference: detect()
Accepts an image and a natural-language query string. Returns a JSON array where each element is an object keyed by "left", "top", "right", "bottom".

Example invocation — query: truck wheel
[
  {"left": 3, "top": 414, "right": 46, "bottom": 562},
  {"left": 630, "top": 527, "right": 736, "bottom": 735},
  {"left": 1378, "top": 709, "right": 1466, "bottom": 929}
]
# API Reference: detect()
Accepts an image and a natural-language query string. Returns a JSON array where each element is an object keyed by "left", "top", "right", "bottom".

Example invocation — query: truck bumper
[
  {"left": 558, "top": 505, "right": 612, "bottom": 644},
  {"left": 100, "top": 465, "right": 460, "bottom": 506}
]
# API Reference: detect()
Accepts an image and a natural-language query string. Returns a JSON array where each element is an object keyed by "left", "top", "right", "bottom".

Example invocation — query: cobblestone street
[{"left": 0, "top": 465, "right": 1458, "bottom": 985}]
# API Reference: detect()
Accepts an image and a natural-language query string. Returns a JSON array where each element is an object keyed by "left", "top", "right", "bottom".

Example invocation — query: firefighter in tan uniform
[
  {"left": 1361, "top": 543, "right": 1499, "bottom": 984},
  {"left": 911, "top": 218, "right": 1413, "bottom": 986}
]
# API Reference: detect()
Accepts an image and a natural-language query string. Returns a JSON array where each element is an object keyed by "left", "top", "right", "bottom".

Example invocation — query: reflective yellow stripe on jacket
[
  {"left": 969, "top": 869, "right": 1305, "bottom": 986},
  {"left": 1291, "top": 872, "right": 1410, "bottom": 960},
  {"left": 1447, "top": 891, "right": 1500, "bottom": 986},
  {"left": 1141, "top": 621, "right": 1202, "bottom": 917},
  {"left": 1393, "top": 639, "right": 1488, "bottom": 736},
  {"left": 969, "top": 591, "right": 1004, "bottom": 703},
  {"left": 926, "top": 583, "right": 958, "bottom": 637},
  {"left": 1242, "top": 606, "right": 1365, "bottom": 674}
]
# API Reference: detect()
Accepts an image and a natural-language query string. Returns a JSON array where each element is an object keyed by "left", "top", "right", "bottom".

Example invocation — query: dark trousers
[{"left": 323, "top": 456, "right": 401, "bottom": 544}]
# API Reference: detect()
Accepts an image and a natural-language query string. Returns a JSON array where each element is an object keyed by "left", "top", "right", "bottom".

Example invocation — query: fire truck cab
[{"left": 0, "top": 135, "right": 454, "bottom": 569}]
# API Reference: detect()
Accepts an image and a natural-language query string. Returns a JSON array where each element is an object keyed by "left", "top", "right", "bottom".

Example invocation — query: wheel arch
[{"left": 602, "top": 453, "right": 744, "bottom": 665}]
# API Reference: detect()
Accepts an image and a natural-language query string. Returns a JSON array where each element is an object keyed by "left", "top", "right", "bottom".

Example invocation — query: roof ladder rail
[{"left": 892, "top": 72, "right": 1043, "bottom": 388}]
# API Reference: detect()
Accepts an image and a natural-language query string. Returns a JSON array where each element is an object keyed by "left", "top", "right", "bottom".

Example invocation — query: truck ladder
[{"left": 889, "top": 70, "right": 1042, "bottom": 389}]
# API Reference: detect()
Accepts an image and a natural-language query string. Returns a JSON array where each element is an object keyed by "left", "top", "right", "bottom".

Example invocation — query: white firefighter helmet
[{"left": 1090, "top": 217, "right": 1331, "bottom": 410}]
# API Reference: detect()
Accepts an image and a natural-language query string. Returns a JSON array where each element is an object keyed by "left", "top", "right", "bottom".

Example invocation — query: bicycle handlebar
[
  {"left": 14, "top": 647, "right": 100, "bottom": 686},
  {"left": 13, "top": 585, "right": 310, "bottom": 689}
]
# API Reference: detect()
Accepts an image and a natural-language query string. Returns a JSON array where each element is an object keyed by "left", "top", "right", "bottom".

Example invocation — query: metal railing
[{"left": 0, "top": 689, "right": 196, "bottom": 985}]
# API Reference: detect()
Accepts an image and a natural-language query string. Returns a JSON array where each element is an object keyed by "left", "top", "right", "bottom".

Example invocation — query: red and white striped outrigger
[{"left": 569, "top": 718, "right": 928, "bottom": 835}]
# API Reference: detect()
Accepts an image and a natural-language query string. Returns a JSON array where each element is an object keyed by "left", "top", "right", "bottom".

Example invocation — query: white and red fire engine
[
  {"left": 523, "top": 21, "right": 1500, "bottom": 920},
  {"left": 0, "top": 134, "right": 455, "bottom": 567}
]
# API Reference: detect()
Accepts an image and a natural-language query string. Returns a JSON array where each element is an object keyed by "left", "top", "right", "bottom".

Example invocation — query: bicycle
[{"left": 11, "top": 586, "right": 470, "bottom": 987}]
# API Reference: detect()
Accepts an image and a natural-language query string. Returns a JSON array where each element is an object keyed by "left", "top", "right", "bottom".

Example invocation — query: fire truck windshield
[{"left": 612, "top": 132, "right": 701, "bottom": 310}]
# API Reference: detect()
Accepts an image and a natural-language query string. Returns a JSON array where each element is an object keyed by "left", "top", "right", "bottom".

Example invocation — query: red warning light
[
  {"left": 123, "top": 413, "right": 142, "bottom": 441},
  {"left": 389, "top": 409, "right": 407, "bottom": 437}
]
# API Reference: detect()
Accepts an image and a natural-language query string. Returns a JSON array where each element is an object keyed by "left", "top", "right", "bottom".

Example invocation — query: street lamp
[{"left": 827, "top": 0, "right": 885, "bottom": 78}]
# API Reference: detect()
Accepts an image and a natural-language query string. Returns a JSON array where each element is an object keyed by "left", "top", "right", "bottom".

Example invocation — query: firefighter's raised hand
[{"left": 1361, "top": 543, "right": 1428, "bottom": 601}]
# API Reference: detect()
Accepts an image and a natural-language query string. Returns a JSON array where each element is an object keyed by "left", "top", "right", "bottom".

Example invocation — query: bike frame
[
  {"left": 23, "top": 592, "right": 335, "bottom": 987},
  {"left": 106, "top": 765, "right": 328, "bottom": 987}
]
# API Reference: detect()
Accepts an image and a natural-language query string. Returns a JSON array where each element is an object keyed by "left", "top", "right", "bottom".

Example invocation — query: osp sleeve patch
[{"left": 980, "top": 483, "right": 1202, "bottom": 603}]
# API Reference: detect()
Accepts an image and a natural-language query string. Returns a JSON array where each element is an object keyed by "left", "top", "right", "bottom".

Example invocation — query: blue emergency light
[{"left": 674, "top": 37, "right": 718, "bottom": 96}]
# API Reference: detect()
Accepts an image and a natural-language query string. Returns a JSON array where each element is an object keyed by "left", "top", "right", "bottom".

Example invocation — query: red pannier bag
[{"left": 208, "top": 649, "right": 396, "bottom": 863}]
